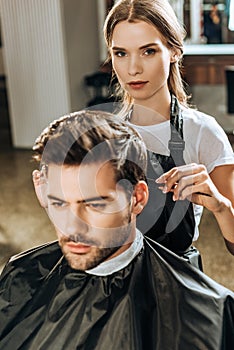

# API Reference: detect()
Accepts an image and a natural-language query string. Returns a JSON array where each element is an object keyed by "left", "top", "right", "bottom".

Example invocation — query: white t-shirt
[{"left": 129, "top": 107, "right": 234, "bottom": 241}]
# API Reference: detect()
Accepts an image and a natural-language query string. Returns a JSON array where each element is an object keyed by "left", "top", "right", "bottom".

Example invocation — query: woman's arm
[
  {"left": 209, "top": 164, "right": 234, "bottom": 207},
  {"left": 156, "top": 163, "right": 234, "bottom": 255},
  {"left": 210, "top": 164, "right": 234, "bottom": 254}
]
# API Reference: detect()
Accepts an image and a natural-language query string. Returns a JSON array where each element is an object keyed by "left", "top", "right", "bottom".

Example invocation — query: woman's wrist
[
  {"left": 212, "top": 195, "right": 233, "bottom": 215},
  {"left": 212, "top": 197, "right": 234, "bottom": 245}
]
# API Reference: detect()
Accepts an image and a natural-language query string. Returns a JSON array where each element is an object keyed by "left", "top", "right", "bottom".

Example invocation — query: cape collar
[{"left": 85, "top": 229, "right": 143, "bottom": 276}]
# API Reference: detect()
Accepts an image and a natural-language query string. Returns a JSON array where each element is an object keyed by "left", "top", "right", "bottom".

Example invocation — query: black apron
[{"left": 135, "top": 95, "right": 196, "bottom": 254}]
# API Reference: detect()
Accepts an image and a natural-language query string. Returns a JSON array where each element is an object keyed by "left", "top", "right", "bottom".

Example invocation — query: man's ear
[
  {"left": 32, "top": 170, "right": 48, "bottom": 208},
  {"left": 132, "top": 181, "right": 149, "bottom": 215}
]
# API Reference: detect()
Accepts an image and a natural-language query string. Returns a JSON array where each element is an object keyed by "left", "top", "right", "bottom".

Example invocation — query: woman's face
[{"left": 110, "top": 20, "right": 175, "bottom": 105}]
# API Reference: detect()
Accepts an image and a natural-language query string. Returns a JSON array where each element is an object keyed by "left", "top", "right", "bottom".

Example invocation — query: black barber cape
[{"left": 0, "top": 237, "right": 234, "bottom": 350}]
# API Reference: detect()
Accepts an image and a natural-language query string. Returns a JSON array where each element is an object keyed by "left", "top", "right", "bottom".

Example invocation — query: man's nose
[
  {"left": 64, "top": 207, "right": 88, "bottom": 237},
  {"left": 128, "top": 56, "right": 143, "bottom": 76}
]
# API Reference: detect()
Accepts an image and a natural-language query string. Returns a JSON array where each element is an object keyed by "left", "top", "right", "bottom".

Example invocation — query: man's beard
[{"left": 59, "top": 213, "right": 133, "bottom": 271}]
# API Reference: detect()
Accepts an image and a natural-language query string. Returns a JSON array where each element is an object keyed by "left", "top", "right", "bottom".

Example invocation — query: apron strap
[{"left": 169, "top": 94, "right": 185, "bottom": 166}]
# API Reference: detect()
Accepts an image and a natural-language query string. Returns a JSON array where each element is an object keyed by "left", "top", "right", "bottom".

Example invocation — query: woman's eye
[
  {"left": 114, "top": 51, "right": 126, "bottom": 57},
  {"left": 143, "top": 48, "right": 156, "bottom": 56}
]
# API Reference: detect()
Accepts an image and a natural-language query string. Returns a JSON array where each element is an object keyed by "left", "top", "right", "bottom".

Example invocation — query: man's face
[{"left": 46, "top": 162, "right": 135, "bottom": 270}]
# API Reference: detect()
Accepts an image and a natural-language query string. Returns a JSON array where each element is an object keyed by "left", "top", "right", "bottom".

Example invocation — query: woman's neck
[
  {"left": 130, "top": 90, "right": 171, "bottom": 126},
  {"left": 130, "top": 104, "right": 170, "bottom": 126}
]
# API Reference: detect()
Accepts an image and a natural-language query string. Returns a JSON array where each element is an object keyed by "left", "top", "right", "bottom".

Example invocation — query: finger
[
  {"left": 158, "top": 164, "right": 208, "bottom": 192},
  {"left": 172, "top": 172, "right": 209, "bottom": 199},
  {"left": 156, "top": 166, "right": 188, "bottom": 194},
  {"left": 155, "top": 167, "right": 178, "bottom": 184},
  {"left": 157, "top": 163, "right": 205, "bottom": 182},
  {"left": 177, "top": 182, "right": 213, "bottom": 201}
]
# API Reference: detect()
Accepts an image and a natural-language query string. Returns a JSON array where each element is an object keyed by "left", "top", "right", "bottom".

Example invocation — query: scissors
[{"left": 147, "top": 177, "right": 212, "bottom": 197}]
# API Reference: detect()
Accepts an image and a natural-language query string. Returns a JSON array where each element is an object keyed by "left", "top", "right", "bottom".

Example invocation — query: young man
[{"left": 0, "top": 110, "right": 234, "bottom": 349}]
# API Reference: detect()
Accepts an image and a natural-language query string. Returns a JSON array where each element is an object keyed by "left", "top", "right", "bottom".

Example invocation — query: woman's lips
[
  {"left": 128, "top": 81, "right": 148, "bottom": 89},
  {"left": 66, "top": 242, "right": 92, "bottom": 254}
]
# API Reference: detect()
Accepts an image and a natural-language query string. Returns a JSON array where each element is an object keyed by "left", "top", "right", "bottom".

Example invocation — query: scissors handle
[{"left": 147, "top": 177, "right": 212, "bottom": 197}]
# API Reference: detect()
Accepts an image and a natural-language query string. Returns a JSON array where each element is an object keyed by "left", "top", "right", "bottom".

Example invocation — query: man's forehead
[
  {"left": 46, "top": 162, "right": 118, "bottom": 200},
  {"left": 47, "top": 161, "right": 114, "bottom": 178}
]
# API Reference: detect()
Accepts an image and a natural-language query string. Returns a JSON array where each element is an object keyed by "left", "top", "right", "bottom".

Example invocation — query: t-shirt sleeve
[
  {"left": 184, "top": 111, "right": 234, "bottom": 174},
  {"left": 199, "top": 116, "right": 233, "bottom": 173}
]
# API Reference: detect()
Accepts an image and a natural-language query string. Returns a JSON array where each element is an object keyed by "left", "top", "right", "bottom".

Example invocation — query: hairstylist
[{"left": 103, "top": 0, "right": 234, "bottom": 257}]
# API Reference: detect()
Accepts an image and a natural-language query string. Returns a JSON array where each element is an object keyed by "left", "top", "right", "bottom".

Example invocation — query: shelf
[
  {"left": 183, "top": 53, "right": 234, "bottom": 84},
  {"left": 184, "top": 44, "right": 234, "bottom": 55}
]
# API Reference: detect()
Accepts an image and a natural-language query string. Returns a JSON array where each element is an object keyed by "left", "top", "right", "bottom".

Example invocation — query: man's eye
[
  {"left": 143, "top": 48, "right": 156, "bottom": 56},
  {"left": 114, "top": 51, "right": 126, "bottom": 57},
  {"left": 50, "top": 201, "right": 66, "bottom": 208},
  {"left": 87, "top": 203, "right": 107, "bottom": 210}
]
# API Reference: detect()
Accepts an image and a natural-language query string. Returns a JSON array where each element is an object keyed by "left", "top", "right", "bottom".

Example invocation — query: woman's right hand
[
  {"left": 155, "top": 163, "right": 224, "bottom": 211},
  {"left": 156, "top": 163, "right": 234, "bottom": 254}
]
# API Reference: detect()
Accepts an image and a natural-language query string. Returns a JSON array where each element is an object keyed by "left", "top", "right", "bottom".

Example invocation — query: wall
[
  {"left": 0, "top": 0, "right": 101, "bottom": 148},
  {"left": 183, "top": 50, "right": 234, "bottom": 132},
  {"left": 0, "top": 0, "right": 71, "bottom": 148},
  {"left": 0, "top": 48, "right": 4, "bottom": 75},
  {"left": 62, "top": 0, "right": 101, "bottom": 111},
  {"left": 0, "top": 4, "right": 4, "bottom": 75}
]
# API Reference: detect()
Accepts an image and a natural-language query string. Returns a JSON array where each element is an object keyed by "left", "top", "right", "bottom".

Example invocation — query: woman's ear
[
  {"left": 132, "top": 181, "right": 149, "bottom": 215},
  {"left": 170, "top": 48, "right": 180, "bottom": 63},
  {"left": 32, "top": 170, "right": 48, "bottom": 208}
]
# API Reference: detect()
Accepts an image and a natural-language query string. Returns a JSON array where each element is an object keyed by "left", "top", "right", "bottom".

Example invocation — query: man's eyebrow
[
  {"left": 82, "top": 196, "right": 111, "bottom": 203},
  {"left": 47, "top": 194, "right": 111, "bottom": 204},
  {"left": 112, "top": 43, "right": 159, "bottom": 50},
  {"left": 47, "top": 195, "right": 66, "bottom": 202}
]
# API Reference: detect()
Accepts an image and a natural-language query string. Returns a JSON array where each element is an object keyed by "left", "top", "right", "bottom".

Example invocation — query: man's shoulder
[
  {"left": 144, "top": 236, "right": 234, "bottom": 299},
  {"left": 1, "top": 241, "right": 62, "bottom": 281},
  {"left": 9, "top": 240, "right": 60, "bottom": 263}
]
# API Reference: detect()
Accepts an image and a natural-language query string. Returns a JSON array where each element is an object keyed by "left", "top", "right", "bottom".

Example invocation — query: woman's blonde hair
[{"left": 103, "top": 0, "right": 189, "bottom": 115}]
